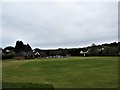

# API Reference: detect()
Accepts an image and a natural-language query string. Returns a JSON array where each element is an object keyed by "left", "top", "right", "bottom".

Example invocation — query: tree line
[
  {"left": 1, "top": 41, "right": 120, "bottom": 60},
  {"left": 41, "top": 42, "right": 120, "bottom": 57}
]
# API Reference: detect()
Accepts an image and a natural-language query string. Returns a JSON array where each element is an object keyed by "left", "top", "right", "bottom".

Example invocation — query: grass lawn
[{"left": 2, "top": 56, "right": 118, "bottom": 88}]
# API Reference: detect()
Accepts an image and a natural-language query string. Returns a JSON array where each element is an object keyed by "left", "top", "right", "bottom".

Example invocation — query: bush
[{"left": 2, "top": 52, "right": 16, "bottom": 60}]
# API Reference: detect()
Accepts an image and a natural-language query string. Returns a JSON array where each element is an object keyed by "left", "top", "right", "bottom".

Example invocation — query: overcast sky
[{"left": 1, "top": 0, "right": 118, "bottom": 49}]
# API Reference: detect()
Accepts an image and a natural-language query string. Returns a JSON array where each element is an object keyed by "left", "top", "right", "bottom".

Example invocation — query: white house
[{"left": 80, "top": 50, "right": 89, "bottom": 57}]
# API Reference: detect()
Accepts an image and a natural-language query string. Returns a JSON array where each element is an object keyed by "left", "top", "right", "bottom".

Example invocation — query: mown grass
[{"left": 2, "top": 57, "right": 118, "bottom": 88}]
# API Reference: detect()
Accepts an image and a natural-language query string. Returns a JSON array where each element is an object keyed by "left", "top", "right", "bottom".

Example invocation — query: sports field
[{"left": 2, "top": 57, "right": 118, "bottom": 88}]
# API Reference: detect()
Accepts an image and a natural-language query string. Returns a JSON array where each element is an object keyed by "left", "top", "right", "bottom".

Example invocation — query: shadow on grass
[
  {"left": 2, "top": 82, "right": 119, "bottom": 90},
  {"left": 2, "top": 82, "right": 54, "bottom": 90}
]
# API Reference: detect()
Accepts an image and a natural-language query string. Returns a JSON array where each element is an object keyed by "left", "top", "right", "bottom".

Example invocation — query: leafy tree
[
  {"left": 15, "top": 41, "right": 32, "bottom": 53},
  {"left": 3, "top": 46, "right": 15, "bottom": 54},
  {"left": 61, "top": 50, "right": 68, "bottom": 56},
  {"left": 88, "top": 47, "right": 98, "bottom": 56},
  {"left": 15, "top": 41, "right": 24, "bottom": 53},
  {"left": 2, "top": 52, "right": 16, "bottom": 60},
  {"left": 34, "top": 48, "right": 41, "bottom": 52},
  {"left": 24, "top": 44, "right": 32, "bottom": 52}
]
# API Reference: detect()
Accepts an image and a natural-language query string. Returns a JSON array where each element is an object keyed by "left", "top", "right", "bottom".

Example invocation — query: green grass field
[{"left": 2, "top": 57, "right": 118, "bottom": 88}]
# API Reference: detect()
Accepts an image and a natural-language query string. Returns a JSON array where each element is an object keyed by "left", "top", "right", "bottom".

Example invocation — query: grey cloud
[{"left": 2, "top": 2, "right": 118, "bottom": 49}]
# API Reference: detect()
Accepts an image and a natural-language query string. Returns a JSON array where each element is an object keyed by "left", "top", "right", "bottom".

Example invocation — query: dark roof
[
  {"left": 16, "top": 51, "right": 26, "bottom": 56},
  {"left": 26, "top": 51, "right": 34, "bottom": 55},
  {"left": 16, "top": 51, "right": 34, "bottom": 56}
]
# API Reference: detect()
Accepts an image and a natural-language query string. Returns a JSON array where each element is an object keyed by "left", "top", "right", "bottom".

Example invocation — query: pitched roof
[
  {"left": 16, "top": 51, "right": 34, "bottom": 56},
  {"left": 16, "top": 51, "right": 26, "bottom": 56}
]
